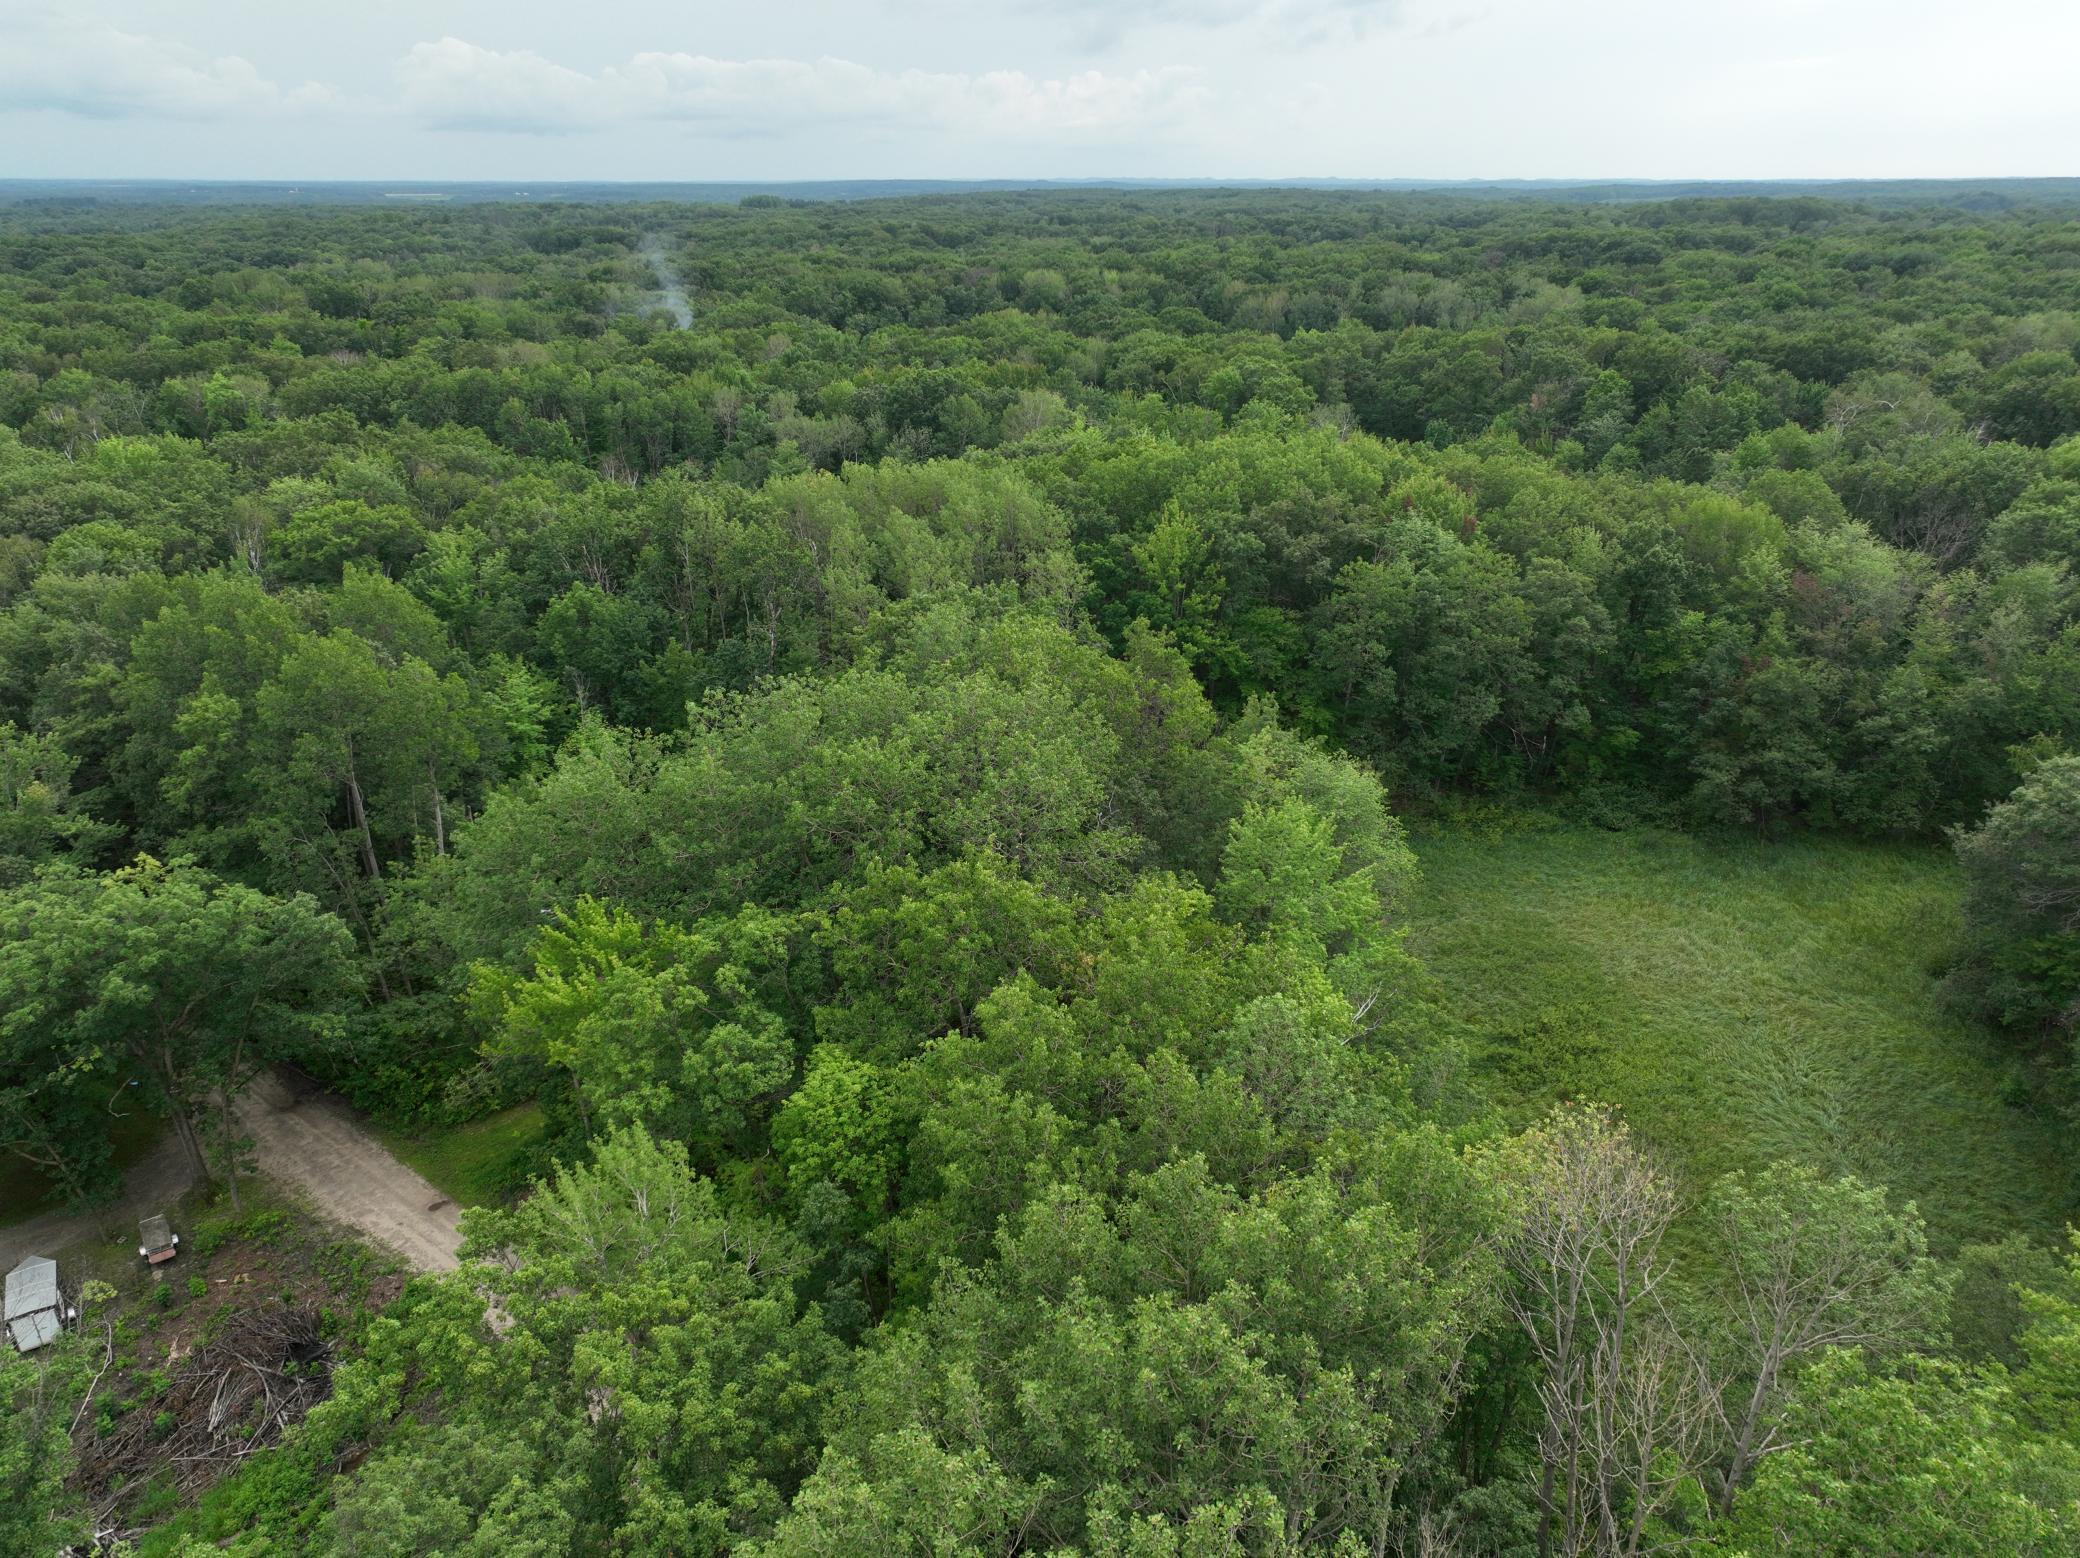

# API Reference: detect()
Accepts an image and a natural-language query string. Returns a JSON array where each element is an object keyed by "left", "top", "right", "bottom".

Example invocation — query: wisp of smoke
[{"left": 639, "top": 236, "right": 693, "bottom": 329}]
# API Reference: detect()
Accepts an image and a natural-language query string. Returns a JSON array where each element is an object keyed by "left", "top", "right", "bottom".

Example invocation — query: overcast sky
[{"left": 3, "top": 0, "right": 2075, "bottom": 182}]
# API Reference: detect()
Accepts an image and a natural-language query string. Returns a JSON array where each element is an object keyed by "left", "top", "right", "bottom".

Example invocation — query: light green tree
[
  {"left": 1720, "top": 1351, "right": 2079, "bottom": 1556},
  {"left": 472, "top": 897, "right": 796, "bottom": 1163},
  {"left": 327, "top": 1127, "right": 843, "bottom": 1555}
]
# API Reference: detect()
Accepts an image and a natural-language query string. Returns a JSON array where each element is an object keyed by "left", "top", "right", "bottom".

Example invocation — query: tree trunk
[
  {"left": 167, "top": 1103, "right": 210, "bottom": 1188},
  {"left": 137, "top": 1031, "right": 215, "bottom": 1201},
  {"left": 1719, "top": 1362, "right": 1777, "bottom": 1517},
  {"left": 344, "top": 750, "right": 381, "bottom": 879},
  {"left": 217, "top": 1090, "right": 243, "bottom": 1214},
  {"left": 427, "top": 758, "right": 448, "bottom": 856},
  {"left": 1535, "top": 1458, "right": 1556, "bottom": 1558}
]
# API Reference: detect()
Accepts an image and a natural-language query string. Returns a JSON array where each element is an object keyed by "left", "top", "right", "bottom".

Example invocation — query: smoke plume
[{"left": 640, "top": 236, "right": 693, "bottom": 328}]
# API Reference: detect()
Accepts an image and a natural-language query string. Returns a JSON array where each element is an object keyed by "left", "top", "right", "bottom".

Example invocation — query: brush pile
[{"left": 76, "top": 1301, "right": 332, "bottom": 1502}]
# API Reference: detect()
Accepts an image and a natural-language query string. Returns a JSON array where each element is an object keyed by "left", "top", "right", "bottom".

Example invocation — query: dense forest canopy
[{"left": 2, "top": 189, "right": 2078, "bottom": 1554}]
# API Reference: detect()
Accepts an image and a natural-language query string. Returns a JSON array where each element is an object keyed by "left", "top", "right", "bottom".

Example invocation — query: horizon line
[{"left": 7, "top": 174, "right": 2080, "bottom": 187}]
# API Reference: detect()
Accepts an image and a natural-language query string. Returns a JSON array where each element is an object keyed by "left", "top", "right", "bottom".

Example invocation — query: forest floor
[
  {"left": 57, "top": 1181, "right": 408, "bottom": 1544},
  {"left": 375, "top": 1100, "right": 546, "bottom": 1212},
  {"left": 0, "top": 1107, "right": 166, "bottom": 1233},
  {"left": 1411, "top": 822, "right": 2074, "bottom": 1254},
  {"left": 0, "top": 1133, "right": 195, "bottom": 1274}
]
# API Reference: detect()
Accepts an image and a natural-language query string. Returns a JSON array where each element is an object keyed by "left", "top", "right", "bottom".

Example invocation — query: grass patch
[
  {"left": 374, "top": 1103, "right": 546, "bottom": 1209},
  {"left": 1412, "top": 826, "right": 2073, "bottom": 1252}
]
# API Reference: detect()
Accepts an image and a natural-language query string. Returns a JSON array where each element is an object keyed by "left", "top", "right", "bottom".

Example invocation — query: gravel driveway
[
  {"left": 235, "top": 1073, "right": 463, "bottom": 1273},
  {"left": 1, "top": 1072, "right": 464, "bottom": 1276}
]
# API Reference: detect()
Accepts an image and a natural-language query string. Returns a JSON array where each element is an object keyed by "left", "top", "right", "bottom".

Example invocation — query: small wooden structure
[
  {"left": 5, "top": 1255, "right": 67, "bottom": 1352},
  {"left": 139, "top": 1213, "right": 179, "bottom": 1266}
]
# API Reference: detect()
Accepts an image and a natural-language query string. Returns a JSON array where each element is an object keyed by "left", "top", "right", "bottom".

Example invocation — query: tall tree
[
  {"left": 1953, "top": 756, "right": 2080, "bottom": 1044},
  {"left": 1706, "top": 1163, "right": 1948, "bottom": 1515},
  {"left": 0, "top": 722, "right": 114, "bottom": 886},
  {"left": 327, "top": 1126, "right": 843, "bottom": 1555},
  {"left": 1490, "top": 1105, "right": 1715, "bottom": 1558},
  {"left": 0, "top": 857, "right": 357, "bottom": 1206}
]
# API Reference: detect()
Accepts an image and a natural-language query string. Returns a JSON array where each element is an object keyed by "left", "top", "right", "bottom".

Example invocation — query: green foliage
[
  {"left": 0, "top": 855, "right": 358, "bottom": 1199},
  {"left": 472, "top": 897, "right": 797, "bottom": 1162},
  {"left": 771, "top": 1046, "right": 905, "bottom": 1235},
  {"left": 0, "top": 1339, "right": 89, "bottom": 1552},
  {"left": 7, "top": 189, "right": 2080, "bottom": 1550},
  {"left": 329, "top": 1127, "right": 844, "bottom": 1554},
  {"left": 2013, "top": 1233, "right": 2080, "bottom": 1442},
  {"left": 1706, "top": 1162, "right": 1952, "bottom": 1513},
  {"left": 1716, "top": 1350, "right": 2080, "bottom": 1555},
  {"left": 773, "top": 1141, "right": 1498, "bottom": 1553},
  {"left": 1953, "top": 756, "right": 2080, "bottom": 1044},
  {"left": 0, "top": 720, "right": 115, "bottom": 883}
]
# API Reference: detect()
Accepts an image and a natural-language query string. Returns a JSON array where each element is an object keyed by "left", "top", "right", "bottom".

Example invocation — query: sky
[{"left": 2, "top": 0, "right": 2076, "bottom": 183}]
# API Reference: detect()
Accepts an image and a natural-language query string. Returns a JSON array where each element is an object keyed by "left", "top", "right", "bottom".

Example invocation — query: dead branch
[{"left": 70, "top": 1302, "right": 332, "bottom": 1503}]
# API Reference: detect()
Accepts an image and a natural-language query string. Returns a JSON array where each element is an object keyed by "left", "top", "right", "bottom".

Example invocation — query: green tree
[
  {"left": 1952, "top": 756, "right": 2080, "bottom": 1041},
  {"left": 2012, "top": 1232, "right": 2080, "bottom": 1442},
  {"left": 472, "top": 897, "right": 797, "bottom": 1164},
  {"left": 0, "top": 722, "right": 114, "bottom": 885},
  {"left": 1126, "top": 503, "right": 1229, "bottom": 676},
  {"left": 330, "top": 1127, "right": 843, "bottom": 1555},
  {"left": 1719, "top": 1351, "right": 2079, "bottom": 1556},
  {"left": 777, "top": 1142, "right": 1497, "bottom": 1553},
  {"left": 266, "top": 498, "right": 427, "bottom": 586},
  {"left": 0, "top": 857, "right": 356, "bottom": 1205},
  {"left": 0, "top": 1335, "right": 89, "bottom": 1553},
  {"left": 1706, "top": 1163, "right": 1948, "bottom": 1515}
]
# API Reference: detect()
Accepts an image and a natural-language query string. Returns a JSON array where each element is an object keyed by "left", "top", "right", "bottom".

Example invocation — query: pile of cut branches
[{"left": 76, "top": 1301, "right": 332, "bottom": 1506}]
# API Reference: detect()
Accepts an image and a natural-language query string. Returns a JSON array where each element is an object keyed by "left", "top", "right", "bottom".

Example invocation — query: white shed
[{"left": 4, "top": 1255, "right": 65, "bottom": 1352}]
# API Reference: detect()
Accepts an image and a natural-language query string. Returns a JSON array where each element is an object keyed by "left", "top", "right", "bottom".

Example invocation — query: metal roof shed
[{"left": 4, "top": 1255, "right": 64, "bottom": 1352}]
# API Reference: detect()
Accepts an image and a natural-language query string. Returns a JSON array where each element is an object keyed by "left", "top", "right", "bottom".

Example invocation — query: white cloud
[
  {"left": 5, "top": 0, "right": 2075, "bottom": 179},
  {"left": 393, "top": 38, "right": 601, "bottom": 133},
  {"left": 396, "top": 37, "right": 1203, "bottom": 138},
  {"left": 0, "top": 3, "right": 336, "bottom": 119},
  {"left": 1003, "top": 0, "right": 1408, "bottom": 52}
]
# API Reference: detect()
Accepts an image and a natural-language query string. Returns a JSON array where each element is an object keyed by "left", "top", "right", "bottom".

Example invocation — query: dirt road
[
  {"left": 0, "top": 1133, "right": 198, "bottom": 1274},
  {"left": 1, "top": 1075, "right": 464, "bottom": 1276},
  {"left": 236, "top": 1074, "right": 462, "bottom": 1273}
]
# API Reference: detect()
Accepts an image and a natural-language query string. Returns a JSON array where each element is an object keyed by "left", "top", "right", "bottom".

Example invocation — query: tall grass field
[{"left": 1412, "top": 825, "right": 2073, "bottom": 1252}]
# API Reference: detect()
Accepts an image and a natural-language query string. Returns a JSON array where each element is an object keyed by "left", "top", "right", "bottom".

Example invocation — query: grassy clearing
[
  {"left": 1411, "top": 823, "right": 2073, "bottom": 1252},
  {"left": 374, "top": 1102, "right": 547, "bottom": 1210}
]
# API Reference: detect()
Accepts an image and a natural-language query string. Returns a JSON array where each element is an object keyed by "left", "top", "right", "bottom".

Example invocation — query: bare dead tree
[
  {"left": 1604, "top": 1321, "right": 1718, "bottom": 1556},
  {"left": 1890, "top": 498, "right": 1980, "bottom": 569},
  {"left": 1493, "top": 1104, "right": 1715, "bottom": 1558}
]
